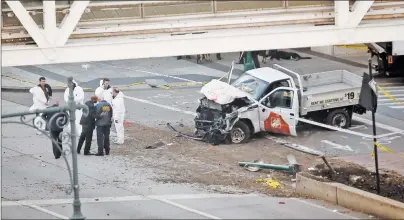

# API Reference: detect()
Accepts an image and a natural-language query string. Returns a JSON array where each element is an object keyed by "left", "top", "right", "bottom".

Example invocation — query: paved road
[
  {"left": 2, "top": 51, "right": 403, "bottom": 218},
  {"left": 1, "top": 100, "right": 369, "bottom": 219},
  {"left": 4, "top": 51, "right": 403, "bottom": 157}
]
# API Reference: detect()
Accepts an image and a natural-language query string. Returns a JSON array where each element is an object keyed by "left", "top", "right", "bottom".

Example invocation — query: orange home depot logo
[{"left": 264, "top": 112, "right": 290, "bottom": 135}]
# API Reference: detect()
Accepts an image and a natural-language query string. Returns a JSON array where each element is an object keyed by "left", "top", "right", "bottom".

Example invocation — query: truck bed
[
  {"left": 272, "top": 65, "right": 363, "bottom": 116},
  {"left": 300, "top": 70, "right": 362, "bottom": 115}
]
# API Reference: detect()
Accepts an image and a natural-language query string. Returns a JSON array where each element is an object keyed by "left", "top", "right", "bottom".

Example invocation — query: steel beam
[
  {"left": 3, "top": 20, "right": 404, "bottom": 67},
  {"left": 349, "top": 0, "right": 375, "bottom": 27},
  {"left": 56, "top": 1, "right": 89, "bottom": 46},
  {"left": 5, "top": 1, "right": 49, "bottom": 47},
  {"left": 335, "top": 0, "right": 375, "bottom": 28},
  {"left": 43, "top": 0, "right": 57, "bottom": 44}
]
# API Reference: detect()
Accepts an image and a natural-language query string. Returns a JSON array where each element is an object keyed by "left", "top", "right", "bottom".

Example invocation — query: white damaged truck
[{"left": 194, "top": 63, "right": 366, "bottom": 144}]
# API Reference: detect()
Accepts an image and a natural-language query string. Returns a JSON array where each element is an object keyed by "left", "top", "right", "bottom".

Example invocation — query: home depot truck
[{"left": 194, "top": 63, "right": 366, "bottom": 144}]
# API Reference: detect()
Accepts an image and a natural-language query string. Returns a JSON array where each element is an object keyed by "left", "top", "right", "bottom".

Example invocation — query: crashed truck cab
[{"left": 194, "top": 67, "right": 299, "bottom": 144}]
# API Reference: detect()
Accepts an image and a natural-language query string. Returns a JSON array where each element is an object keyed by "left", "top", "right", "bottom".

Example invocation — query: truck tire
[
  {"left": 229, "top": 120, "right": 251, "bottom": 144},
  {"left": 326, "top": 109, "right": 350, "bottom": 129}
]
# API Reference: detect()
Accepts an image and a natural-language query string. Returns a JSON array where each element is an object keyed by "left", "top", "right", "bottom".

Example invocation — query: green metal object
[
  {"left": 243, "top": 51, "right": 255, "bottom": 72},
  {"left": 2, "top": 77, "right": 88, "bottom": 220},
  {"left": 239, "top": 162, "right": 295, "bottom": 173}
]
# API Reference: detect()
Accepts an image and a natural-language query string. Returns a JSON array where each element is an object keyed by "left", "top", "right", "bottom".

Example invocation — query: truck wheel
[
  {"left": 230, "top": 121, "right": 251, "bottom": 144},
  {"left": 326, "top": 109, "right": 350, "bottom": 129}
]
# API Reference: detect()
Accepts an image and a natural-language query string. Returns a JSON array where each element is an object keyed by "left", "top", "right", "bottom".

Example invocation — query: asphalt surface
[
  {"left": 1, "top": 100, "right": 369, "bottom": 219},
  {"left": 2, "top": 51, "right": 403, "bottom": 219}
]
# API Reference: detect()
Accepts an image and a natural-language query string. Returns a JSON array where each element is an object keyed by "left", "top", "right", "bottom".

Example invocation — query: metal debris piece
[
  {"left": 145, "top": 141, "right": 166, "bottom": 149},
  {"left": 244, "top": 159, "right": 265, "bottom": 172},
  {"left": 145, "top": 79, "right": 168, "bottom": 88},
  {"left": 239, "top": 155, "right": 302, "bottom": 174}
]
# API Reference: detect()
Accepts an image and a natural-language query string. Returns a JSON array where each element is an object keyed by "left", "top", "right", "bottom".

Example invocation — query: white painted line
[
  {"left": 379, "top": 94, "right": 404, "bottom": 98},
  {"left": 1, "top": 193, "right": 259, "bottom": 207},
  {"left": 290, "top": 198, "right": 359, "bottom": 219},
  {"left": 378, "top": 89, "right": 404, "bottom": 92},
  {"left": 155, "top": 193, "right": 259, "bottom": 200},
  {"left": 150, "top": 196, "right": 222, "bottom": 219},
  {"left": 321, "top": 140, "right": 353, "bottom": 151},
  {"left": 378, "top": 102, "right": 403, "bottom": 106},
  {"left": 349, "top": 125, "right": 367, "bottom": 130},
  {"left": 97, "top": 62, "right": 201, "bottom": 84},
  {"left": 378, "top": 97, "right": 404, "bottom": 101},
  {"left": 379, "top": 86, "right": 404, "bottom": 89},
  {"left": 124, "top": 95, "right": 197, "bottom": 116},
  {"left": 27, "top": 205, "right": 69, "bottom": 219},
  {"left": 389, "top": 105, "right": 404, "bottom": 109},
  {"left": 352, "top": 115, "right": 404, "bottom": 134}
]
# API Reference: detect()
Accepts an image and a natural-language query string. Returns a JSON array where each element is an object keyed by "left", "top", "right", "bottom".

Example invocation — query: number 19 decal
[{"left": 345, "top": 92, "right": 355, "bottom": 100}]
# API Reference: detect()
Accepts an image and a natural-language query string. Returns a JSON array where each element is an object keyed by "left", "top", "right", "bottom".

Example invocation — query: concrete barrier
[
  {"left": 295, "top": 173, "right": 337, "bottom": 204},
  {"left": 295, "top": 173, "right": 404, "bottom": 219}
]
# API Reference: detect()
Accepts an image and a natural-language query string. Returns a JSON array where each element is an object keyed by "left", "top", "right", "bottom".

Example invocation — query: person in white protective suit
[
  {"left": 29, "top": 85, "right": 49, "bottom": 135},
  {"left": 64, "top": 79, "right": 85, "bottom": 135},
  {"left": 112, "top": 87, "right": 126, "bottom": 144},
  {"left": 95, "top": 78, "right": 113, "bottom": 105}
]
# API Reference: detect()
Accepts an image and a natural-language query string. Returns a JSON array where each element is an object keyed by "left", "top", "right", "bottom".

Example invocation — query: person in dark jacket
[
  {"left": 41, "top": 102, "right": 68, "bottom": 159},
  {"left": 38, "top": 76, "right": 52, "bottom": 104},
  {"left": 95, "top": 96, "right": 113, "bottom": 156},
  {"left": 77, "top": 96, "right": 98, "bottom": 155}
]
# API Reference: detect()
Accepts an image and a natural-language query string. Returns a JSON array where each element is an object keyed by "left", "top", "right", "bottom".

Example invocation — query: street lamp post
[{"left": 67, "top": 77, "right": 85, "bottom": 220}]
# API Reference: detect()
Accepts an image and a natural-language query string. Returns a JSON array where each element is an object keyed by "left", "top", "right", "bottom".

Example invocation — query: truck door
[{"left": 258, "top": 87, "right": 299, "bottom": 136}]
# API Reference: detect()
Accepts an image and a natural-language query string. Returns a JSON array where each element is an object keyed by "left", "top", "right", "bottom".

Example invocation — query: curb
[{"left": 295, "top": 173, "right": 404, "bottom": 219}]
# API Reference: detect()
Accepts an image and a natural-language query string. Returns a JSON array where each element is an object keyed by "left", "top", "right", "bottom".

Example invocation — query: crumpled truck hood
[{"left": 200, "top": 79, "right": 251, "bottom": 105}]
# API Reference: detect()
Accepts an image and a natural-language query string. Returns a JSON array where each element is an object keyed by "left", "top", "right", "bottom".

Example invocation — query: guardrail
[{"left": 2, "top": 0, "right": 404, "bottom": 44}]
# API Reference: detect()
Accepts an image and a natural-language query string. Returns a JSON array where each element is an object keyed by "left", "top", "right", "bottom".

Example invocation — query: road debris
[
  {"left": 256, "top": 177, "right": 281, "bottom": 189},
  {"left": 145, "top": 141, "right": 166, "bottom": 149},
  {"left": 349, "top": 175, "right": 362, "bottom": 184},
  {"left": 310, "top": 162, "right": 404, "bottom": 203},
  {"left": 239, "top": 155, "right": 302, "bottom": 174}
]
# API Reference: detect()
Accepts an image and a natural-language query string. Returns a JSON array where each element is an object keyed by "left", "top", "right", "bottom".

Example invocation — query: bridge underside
[{"left": 2, "top": 0, "right": 404, "bottom": 66}]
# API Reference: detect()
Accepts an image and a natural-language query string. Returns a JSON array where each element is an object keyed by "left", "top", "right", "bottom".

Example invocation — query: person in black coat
[
  {"left": 41, "top": 102, "right": 68, "bottom": 159},
  {"left": 77, "top": 96, "right": 98, "bottom": 155}
]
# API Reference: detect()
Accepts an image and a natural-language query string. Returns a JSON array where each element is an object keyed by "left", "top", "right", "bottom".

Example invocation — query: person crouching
[{"left": 77, "top": 96, "right": 98, "bottom": 155}]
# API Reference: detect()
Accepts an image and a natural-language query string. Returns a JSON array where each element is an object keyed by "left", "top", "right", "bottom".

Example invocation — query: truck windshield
[{"left": 231, "top": 73, "right": 269, "bottom": 100}]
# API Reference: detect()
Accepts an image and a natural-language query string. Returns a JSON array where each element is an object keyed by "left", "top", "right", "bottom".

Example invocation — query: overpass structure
[{"left": 2, "top": 0, "right": 404, "bottom": 66}]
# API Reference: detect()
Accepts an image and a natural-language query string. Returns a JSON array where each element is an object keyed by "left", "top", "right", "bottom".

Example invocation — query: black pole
[{"left": 368, "top": 58, "right": 380, "bottom": 195}]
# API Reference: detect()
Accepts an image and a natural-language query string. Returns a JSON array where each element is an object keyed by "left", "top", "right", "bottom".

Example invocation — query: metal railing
[{"left": 1, "top": 77, "right": 88, "bottom": 220}]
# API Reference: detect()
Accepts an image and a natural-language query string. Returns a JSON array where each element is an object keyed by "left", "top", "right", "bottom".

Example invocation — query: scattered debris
[
  {"left": 145, "top": 141, "right": 166, "bottom": 149},
  {"left": 145, "top": 79, "right": 168, "bottom": 88},
  {"left": 310, "top": 162, "right": 404, "bottom": 203},
  {"left": 243, "top": 159, "right": 265, "bottom": 172},
  {"left": 239, "top": 155, "right": 301, "bottom": 174},
  {"left": 349, "top": 175, "right": 362, "bottom": 184},
  {"left": 307, "top": 167, "right": 317, "bottom": 171},
  {"left": 256, "top": 177, "right": 281, "bottom": 189}
]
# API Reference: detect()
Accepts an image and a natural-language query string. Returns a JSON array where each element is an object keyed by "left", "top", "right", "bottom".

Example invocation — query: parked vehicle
[
  {"left": 367, "top": 41, "right": 404, "bottom": 77},
  {"left": 194, "top": 63, "right": 367, "bottom": 144}
]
